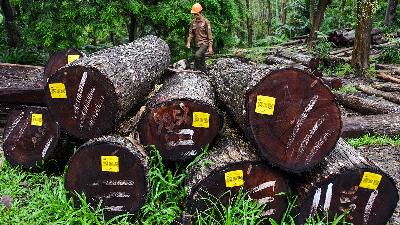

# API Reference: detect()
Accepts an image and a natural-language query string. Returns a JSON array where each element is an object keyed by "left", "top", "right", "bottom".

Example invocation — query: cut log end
[
  {"left": 45, "top": 65, "right": 118, "bottom": 140},
  {"left": 44, "top": 49, "right": 84, "bottom": 78},
  {"left": 296, "top": 169, "right": 398, "bottom": 225},
  {"left": 139, "top": 100, "right": 221, "bottom": 161},
  {"left": 187, "top": 162, "right": 289, "bottom": 222},
  {"left": 3, "top": 107, "right": 60, "bottom": 170},
  {"left": 65, "top": 137, "right": 148, "bottom": 219},
  {"left": 247, "top": 68, "right": 342, "bottom": 172}
]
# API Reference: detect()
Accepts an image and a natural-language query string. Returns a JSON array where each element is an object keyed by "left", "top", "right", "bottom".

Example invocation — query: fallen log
[
  {"left": 44, "top": 49, "right": 84, "bottom": 78},
  {"left": 65, "top": 135, "right": 148, "bottom": 219},
  {"left": 2, "top": 106, "right": 73, "bottom": 171},
  {"left": 294, "top": 138, "right": 398, "bottom": 225},
  {"left": 138, "top": 72, "right": 222, "bottom": 162},
  {"left": 330, "top": 47, "right": 354, "bottom": 56},
  {"left": 376, "top": 71, "right": 400, "bottom": 83},
  {"left": 334, "top": 92, "right": 400, "bottom": 114},
  {"left": 320, "top": 77, "right": 343, "bottom": 90},
  {"left": 376, "top": 64, "right": 400, "bottom": 75},
  {"left": 208, "top": 59, "right": 342, "bottom": 172},
  {"left": 328, "top": 28, "right": 383, "bottom": 47},
  {"left": 186, "top": 125, "right": 289, "bottom": 222},
  {"left": 274, "top": 49, "right": 314, "bottom": 67},
  {"left": 342, "top": 113, "right": 400, "bottom": 138},
  {"left": 44, "top": 35, "right": 170, "bottom": 140},
  {"left": 372, "top": 82, "right": 400, "bottom": 92},
  {"left": 357, "top": 84, "right": 400, "bottom": 104},
  {"left": 264, "top": 55, "right": 297, "bottom": 65}
]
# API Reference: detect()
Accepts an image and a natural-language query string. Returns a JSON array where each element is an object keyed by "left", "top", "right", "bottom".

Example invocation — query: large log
[
  {"left": 2, "top": 106, "right": 73, "bottom": 171},
  {"left": 186, "top": 125, "right": 290, "bottom": 222},
  {"left": 342, "top": 113, "right": 400, "bottom": 138},
  {"left": 138, "top": 72, "right": 222, "bottom": 162},
  {"left": 208, "top": 59, "right": 342, "bottom": 172},
  {"left": 328, "top": 28, "right": 383, "bottom": 47},
  {"left": 357, "top": 84, "right": 400, "bottom": 104},
  {"left": 44, "top": 35, "right": 170, "bottom": 140},
  {"left": 295, "top": 138, "right": 398, "bottom": 225},
  {"left": 65, "top": 135, "right": 148, "bottom": 219},
  {"left": 372, "top": 82, "right": 400, "bottom": 92},
  {"left": 44, "top": 49, "right": 84, "bottom": 79},
  {"left": 334, "top": 92, "right": 400, "bottom": 114}
]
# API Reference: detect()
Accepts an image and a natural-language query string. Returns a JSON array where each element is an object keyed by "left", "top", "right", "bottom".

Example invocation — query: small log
[
  {"left": 274, "top": 49, "right": 314, "bottom": 67},
  {"left": 295, "top": 138, "right": 398, "bottom": 225},
  {"left": 186, "top": 126, "right": 290, "bottom": 222},
  {"left": 376, "top": 64, "right": 400, "bottom": 75},
  {"left": 209, "top": 59, "right": 342, "bottom": 172},
  {"left": 2, "top": 106, "right": 73, "bottom": 171},
  {"left": 376, "top": 71, "right": 400, "bottom": 83},
  {"left": 330, "top": 47, "right": 354, "bottom": 56},
  {"left": 44, "top": 49, "right": 84, "bottom": 78},
  {"left": 138, "top": 72, "right": 222, "bottom": 162},
  {"left": 342, "top": 113, "right": 400, "bottom": 138},
  {"left": 334, "top": 92, "right": 400, "bottom": 114},
  {"left": 44, "top": 35, "right": 170, "bottom": 139},
  {"left": 357, "top": 84, "right": 400, "bottom": 104},
  {"left": 264, "top": 55, "right": 297, "bottom": 65},
  {"left": 372, "top": 82, "right": 400, "bottom": 92},
  {"left": 65, "top": 135, "right": 148, "bottom": 219}
]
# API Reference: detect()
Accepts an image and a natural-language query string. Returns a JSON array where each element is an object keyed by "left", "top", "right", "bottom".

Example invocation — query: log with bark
[
  {"left": 64, "top": 135, "right": 148, "bottom": 219},
  {"left": 186, "top": 125, "right": 290, "bottom": 222},
  {"left": 138, "top": 72, "right": 222, "bottom": 162},
  {"left": 372, "top": 82, "right": 400, "bottom": 92},
  {"left": 294, "top": 138, "right": 398, "bottom": 225},
  {"left": 2, "top": 106, "right": 73, "bottom": 171},
  {"left": 357, "top": 84, "right": 400, "bottom": 104},
  {"left": 342, "top": 113, "right": 400, "bottom": 138},
  {"left": 328, "top": 28, "right": 384, "bottom": 47},
  {"left": 208, "top": 58, "right": 342, "bottom": 172},
  {"left": 44, "top": 49, "right": 84, "bottom": 78},
  {"left": 44, "top": 35, "right": 170, "bottom": 140},
  {"left": 376, "top": 71, "right": 400, "bottom": 83},
  {"left": 264, "top": 55, "right": 297, "bottom": 66},
  {"left": 334, "top": 92, "right": 400, "bottom": 114},
  {"left": 273, "top": 49, "right": 315, "bottom": 67}
]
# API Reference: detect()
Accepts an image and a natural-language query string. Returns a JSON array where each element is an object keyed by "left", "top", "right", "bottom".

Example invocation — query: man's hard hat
[{"left": 191, "top": 3, "right": 203, "bottom": 14}]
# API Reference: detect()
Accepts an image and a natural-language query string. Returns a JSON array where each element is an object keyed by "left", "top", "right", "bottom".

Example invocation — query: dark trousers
[{"left": 194, "top": 45, "right": 208, "bottom": 73}]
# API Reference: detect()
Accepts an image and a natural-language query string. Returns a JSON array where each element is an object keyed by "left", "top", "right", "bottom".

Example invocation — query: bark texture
[
  {"left": 342, "top": 113, "right": 400, "bottom": 138},
  {"left": 357, "top": 84, "right": 400, "bottom": 104},
  {"left": 334, "top": 92, "right": 400, "bottom": 114},
  {"left": 384, "top": 0, "right": 398, "bottom": 26}
]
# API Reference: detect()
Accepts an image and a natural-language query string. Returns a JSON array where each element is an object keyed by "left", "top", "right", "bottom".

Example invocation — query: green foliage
[
  {"left": 0, "top": 45, "right": 47, "bottom": 65},
  {"left": 335, "top": 63, "right": 354, "bottom": 77},
  {"left": 346, "top": 134, "right": 400, "bottom": 148},
  {"left": 374, "top": 45, "right": 400, "bottom": 64},
  {"left": 337, "top": 85, "right": 358, "bottom": 94},
  {"left": 309, "top": 36, "right": 334, "bottom": 59}
]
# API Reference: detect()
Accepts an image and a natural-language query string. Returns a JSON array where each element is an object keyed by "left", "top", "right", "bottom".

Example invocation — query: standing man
[{"left": 186, "top": 3, "right": 213, "bottom": 73}]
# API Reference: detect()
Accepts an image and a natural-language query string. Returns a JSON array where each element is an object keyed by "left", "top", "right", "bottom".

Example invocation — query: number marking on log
[
  {"left": 3, "top": 112, "right": 25, "bottom": 142},
  {"left": 363, "top": 190, "right": 378, "bottom": 225},
  {"left": 323, "top": 183, "right": 333, "bottom": 211},
  {"left": 31, "top": 114, "right": 43, "bottom": 126},
  {"left": 49, "top": 83, "right": 67, "bottom": 98},
  {"left": 310, "top": 187, "right": 322, "bottom": 216},
  {"left": 102, "top": 192, "right": 131, "bottom": 199},
  {"left": 104, "top": 206, "right": 124, "bottom": 212},
  {"left": 89, "top": 95, "right": 104, "bottom": 129},
  {"left": 305, "top": 129, "right": 334, "bottom": 164},
  {"left": 67, "top": 55, "right": 80, "bottom": 64},
  {"left": 250, "top": 181, "right": 276, "bottom": 193},
  {"left": 192, "top": 112, "right": 210, "bottom": 128},
  {"left": 41, "top": 136, "right": 54, "bottom": 158},
  {"left": 10, "top": 116, "right": 30, "bottom": 151},
  {"left": 73, "top": 71, "right": 88, "bottom": 119},
  {"left": 101, "top": 156, "right": 119, "bottom": 173},
  {"left": 166, "top": 129, "right": 195, "bottom": 147},
  {"left": 255, "top": 95, "right": 276, "bottom": 115},
  {"left": 90, "top": 180, "right": 135, "bottom": 186},
  {"left": 359, "top": 172, "right": 382, "bottom": 190},
  {"left": 225, "top": 170, "right": 244, "bottom": 188},
  {"left": 79, "top": 87, "right": 95, "bottom": 129}
]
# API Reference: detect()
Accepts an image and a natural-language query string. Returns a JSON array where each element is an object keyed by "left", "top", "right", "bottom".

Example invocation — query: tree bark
[
  {"left": 44, "top": 35, "right": 170, "bottom": 140},
  {"left": 128, "top": 13, "right": 137, "bottom": 42},
  {"left": 266, "top": 0, "right": 273, "bottom": 35},
  {"left": 138, "top": 72, "right": 222, "bottom": 162},
  {"left": 246, "top": 0, "right": 254, "bottom": 47},
  {"left": 294, "top": 138, "right": 398, "bottom": 225},
  {"left": 357, "top": 84, "right": 400, "bottom": 104},
  {"left": 384, "top": 0, "right": 398, "bottom": 26},
  {"left": 65, "top": 135, "right": 148, "bottom": 219},
  {"left": 334, "top": 92, "right": 400, "bottom": 114},
  {"left": 281, "top": 0, "right": 288, "bottom": 25},
  {"left": 1, "top": 0, "right": 22, "bottom": 47},
  {"left": 372, "top": 82, "right": 400, "bottom": 92},
  {"left": 342, "top": 113, "right": 400, "bottom": 138},
  {"left": 208, "top": 59, "right": 342, "bottom": 172},
  {"left": 186, "top": 125, "right": 290, "bottom": 222},
  {"left": 307, "top": 0, "right": 332, "bottom": 47}
]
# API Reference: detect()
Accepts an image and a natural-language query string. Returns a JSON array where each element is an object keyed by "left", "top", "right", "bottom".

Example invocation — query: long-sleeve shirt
[{"left": 187, "top": 16, "right": 213, "bottom": 48}]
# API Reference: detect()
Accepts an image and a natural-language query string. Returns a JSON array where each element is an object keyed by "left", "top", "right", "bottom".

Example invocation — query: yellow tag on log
[
  {"left": 225, "top": 170, "right": 244, "bottom": 188},
  {"left": 359, "top": 172, "right": 382, "bottom": 190},
  {"left": 192, "top": 112, "right": 210, "bottom": 128},
  {"left": 101, "top": 156, "right": 119, "bottom": 173},
  {"left": 49, "top": 83, "right": 67, "bottom": 99},
  {"left": 31, "top": 114, "right": 43, "bottom": 126},
  {"left": 255, "top": 95, "right": 276, "bottom": 115},
  {"left": 67, "top": 55, "right": 80, "bottom": 64}
]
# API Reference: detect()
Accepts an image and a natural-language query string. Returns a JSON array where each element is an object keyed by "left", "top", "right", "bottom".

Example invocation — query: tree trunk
[
  {"left": 44, "top": 49, "right": 84, "bottom": 79},
  {"left": 281, "top": 0, "right": 288, "bottom": 25},
  {"left": 246, "top": 0, "right": 253, "bottom": 46},
  {"left": 65, "top": 135, "right": 148, "bottom": 219},
  {"left": 266, "top": 0, "right": 273, "bottom": 35},
  {"left": 208, "top": 59, "right": 342, "bottom": 172},
  {"left": 351, "top": 0, "right": 377, "bottom": 77},
  {"left": 357, "top": 84, "right": 400, "bottom": 104},
  {"left": 334, "top": 92, "right": 400, "bottom": 114},
  {"left": 342, "top": 113, "right": 400, "bottom": 138},
  {"left": 186, "top": 125, "right": 290, "bottom": 222},
  {"left": 294, "top": 138, "right": 398, "bottom": 225},
  {"left": 1, "top": 0, "right": 22, "bottom": 47},
  {"left": 44, "top": 35, "right": 170, "bottom": 140},
  {"left": 339, "top": 0, "right": 346, "bottom": 27},
  {"left": 138, "top": 72, "right": 222, "bottom": 162},
  {"left": 384, "top": 0, "right": 398, "bottom": 26},
  {"left": 128, "top": 13, "right": 137, "bottom": 42},
  {"left": 307, "top": 0, "right": 332, "bottom": 47},
  {"left": 3, "top": 106, "right": 74, "bottom": 172}
]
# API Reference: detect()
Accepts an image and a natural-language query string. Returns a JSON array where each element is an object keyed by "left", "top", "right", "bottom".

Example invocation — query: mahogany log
[
  {"left": 342, "top": 114, "right": 400, "bottom": 138},
  {"left": 295, "top": 138, "right": 398, "bottom": 225},
  {"left": 208, "top": 58, "right": 342, "bottom": 172},
  {"left": 44, "top": 35, "right": 170, "bottom": 139},
  {"left": 65, "top": 136, "right": 148, "bottom": 219},
  {"left": 44, "top": 49, "right": 84, "bottom": 78},
  {"left": 138, "top": 72, "right": 222, "bottom": 162}
]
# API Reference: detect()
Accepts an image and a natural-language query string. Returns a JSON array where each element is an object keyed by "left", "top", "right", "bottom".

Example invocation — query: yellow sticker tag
[
  {"left": 67, "top": 55, "right": 80, "bottom": 64},
  {"left": 255, "top": 95, "right": 276, "bottom": 115},
  {"left": 359, "top": 172, "right": 382, "bottom": 190},
  {"left": 192, "top": 112, "right": 210, "bottom": 128},
  {"left": 31, "top": 114, "right": 43, "bottom": 126},
  {"left": 101, "top": 156, "right": 119, "bottom": 173},
  {"left": 49, "top": 83, "right": 67, "bottom": 99},
  {"left": 225, "top": 170, "right": 244, "bottom": 188}
]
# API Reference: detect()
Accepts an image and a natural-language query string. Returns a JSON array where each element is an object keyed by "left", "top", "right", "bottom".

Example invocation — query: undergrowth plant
[{"left": 346, "top": 134, "right": 400, "bottom": 148}]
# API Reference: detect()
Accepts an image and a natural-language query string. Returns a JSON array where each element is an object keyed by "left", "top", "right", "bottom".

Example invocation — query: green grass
[
  {"left": 346, "top": 134, "right": 400, "bottom": 149},
  {"left": 337, "top": 85, "right": 358, "bottom": 94}
]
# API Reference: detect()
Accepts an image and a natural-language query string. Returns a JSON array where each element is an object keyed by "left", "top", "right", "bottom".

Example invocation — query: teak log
[
  {"left": 44, "top": 35, "right": 170, "bottom": 139},
  {"left": 342, "top": 113, "right": 400, "bottom": 138},
  {"left": 334, "top": 92, "right": 400, "bottom": 114},
  {"left": 186, "top": 126, "right": 290, "bottom": 222},
  {"left": 138, "top": 72, "right": 222, "bottom": 162},
  {"left": 44, "top": 49, "right": 84, "bottom": 78},
  {"left": 294, "top": 138, "right": 398, "bottom": 225},
  {"left": 65, "top": 136, "right": 148, "bottom": 219},
  {"left": 208, "top": 59, "right": 342, "bottom": 172},
  {"left": 2, "top": 106, "right": 73, "bottom": 171},
  {"left": 357, "top": 84, "right": 400, "bottom": 104}
]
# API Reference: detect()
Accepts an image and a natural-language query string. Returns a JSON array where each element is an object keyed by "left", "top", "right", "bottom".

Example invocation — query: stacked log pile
[{"left": 328, "top": 28, "right": 386, "bottom": 47}]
